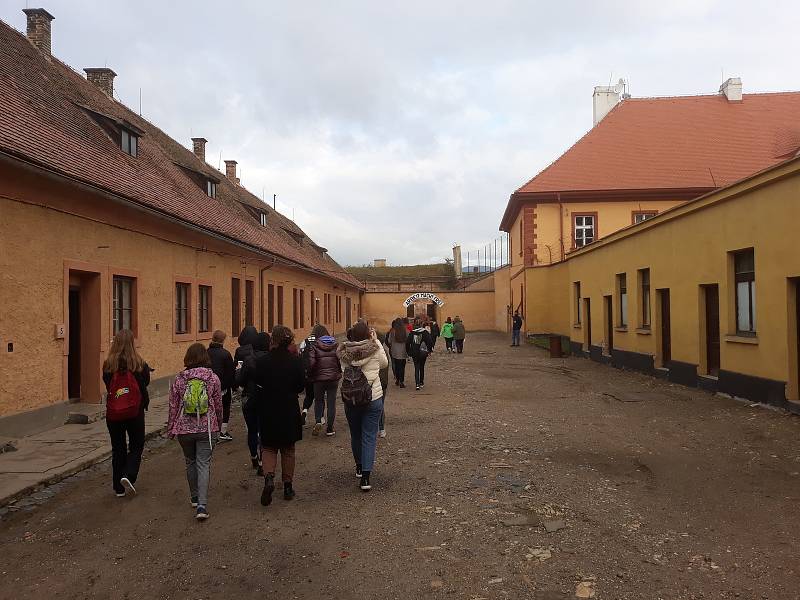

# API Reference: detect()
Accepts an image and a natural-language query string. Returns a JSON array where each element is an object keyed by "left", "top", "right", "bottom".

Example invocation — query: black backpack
[{"left": 340, "top": 364, "right": 372, "bottom": 408}]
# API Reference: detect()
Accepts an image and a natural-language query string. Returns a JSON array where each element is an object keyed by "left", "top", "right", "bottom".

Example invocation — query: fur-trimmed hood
[{"left": 337, "top": 339, "right": 380, "bottom": 366}]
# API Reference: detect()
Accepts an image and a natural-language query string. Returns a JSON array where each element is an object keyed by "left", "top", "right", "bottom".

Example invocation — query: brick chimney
[
  {"left": 719, "top": 77, "right": 743, "bottom": 102},
  {"left": 191, "top": 137, "right": 208, "bottom": 162},
  {"left": 84, "top": 68, "right": 117, "bottom": 96},
  {"left": 23, "top": 8, "right": 55, "bottom": 55},
  {"left": 224, "top": 160, "right": 238, "bottom": 182}
]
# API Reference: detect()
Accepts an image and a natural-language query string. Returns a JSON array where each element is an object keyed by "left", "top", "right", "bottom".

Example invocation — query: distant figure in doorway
[
  {"left": 102, "top": 329, "right": 151, "bottom": 498},
  {"left": 255, "top": 326, "right": 305, "bottom": 506},
  {"left": 387, "top": 318, "right": 408, "bottom": 387},
  {"left": 430, "top": 319, "right": 441, "bottom": 352},
  {"left": 168, "top": 343, "right": 223, "bottom": 521},
  {"left": 511, "top": 311, "right": 524, "bottom": 347},
  {"left": 406, "top": 317, "right": 434, "bottom": 390},
  {"left": 452, "top": 316, "right": 466, "bottom": 353},
  {"left": 208, "top": 330, "right": 235, "bottom": 442},
  {"left": 441, "top": 317, "right": 455, "bottom": 353},
  {"left": 308, "top": 325, "right": 342, "bottom": 437},
  {"left": 338, "top": 321, "right": 388, "bottom": 492},
  {"left": 236, "top": 331, "right": 271, "bottom": 474}
]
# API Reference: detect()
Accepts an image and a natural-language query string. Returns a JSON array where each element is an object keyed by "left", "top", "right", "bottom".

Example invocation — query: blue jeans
[
  {"left": 345, "top": 397, "right": 384, "bottom": 472},
  {"left": 512, "top": 329, "right": 521, "bottom": 345}
]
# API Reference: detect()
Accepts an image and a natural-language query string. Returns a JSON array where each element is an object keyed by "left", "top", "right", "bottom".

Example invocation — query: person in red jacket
[{"left": 307, "top": 325, "right": 342, "bottom": 437}]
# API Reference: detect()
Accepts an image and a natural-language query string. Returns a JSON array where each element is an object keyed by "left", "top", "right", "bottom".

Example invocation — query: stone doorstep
[
  {"left": 65, "top": 403, "right": 106, "bottom": 425},
  {"left": 0, "top": 419, "right": 167, "bottom": 509}
]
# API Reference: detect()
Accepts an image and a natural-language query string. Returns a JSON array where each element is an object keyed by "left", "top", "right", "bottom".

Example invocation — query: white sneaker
[
  {"left": 379, "top": 429, "right": 387, "bottom": 439},
  {"left": 120, "top": 477, "right": 136, "bottom": 496}
]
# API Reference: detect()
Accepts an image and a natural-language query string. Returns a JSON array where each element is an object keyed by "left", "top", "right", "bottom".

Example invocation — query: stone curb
[{"left": 0, "top": 422, "right": 168, "bottom": 509}]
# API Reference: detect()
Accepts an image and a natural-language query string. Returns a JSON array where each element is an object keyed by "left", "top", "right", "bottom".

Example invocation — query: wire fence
[{"left": 461, "top": 233, "right": 510, "bottom": 275}]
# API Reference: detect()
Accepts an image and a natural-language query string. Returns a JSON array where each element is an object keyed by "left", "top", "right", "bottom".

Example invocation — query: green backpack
[{"left": 182, "top": 378, "right": 209, "bottom": 416}]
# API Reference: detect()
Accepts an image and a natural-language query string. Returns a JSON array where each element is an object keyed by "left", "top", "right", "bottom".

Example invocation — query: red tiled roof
[
  {"left": 0, "top": 18, "right": 362, "bottom": 290},
  {"left": 501, "top": 91, "right": 800, "bottom": 229}
]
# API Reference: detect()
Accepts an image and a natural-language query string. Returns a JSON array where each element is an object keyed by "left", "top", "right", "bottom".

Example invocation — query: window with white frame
[
  {"left": 259, "top": 211, "right": 267, "bottom": 227},
  {"left": 734, "top": 249, "right": 756, "bottom": 334},
  {"left": 634, "top": 211, "right": 657, "bottom": 224},
  {"left": 113, "top": 276, "right": 134, "bottom": 334},
  {"left": 574, "top": 215, "right": 595, "bottom": 248},
  {"left": 206, "top": 180, "right": 217, "bottom": 198}
]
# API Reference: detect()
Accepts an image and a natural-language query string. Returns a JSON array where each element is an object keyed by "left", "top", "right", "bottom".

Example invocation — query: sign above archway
[{"left": 403, "top": 292, "right": 445, "bottom": 308}]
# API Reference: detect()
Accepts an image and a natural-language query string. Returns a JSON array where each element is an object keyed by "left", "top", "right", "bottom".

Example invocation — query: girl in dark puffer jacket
[{"left": 307, "top": 325, "right": 342, "bottom": 437}]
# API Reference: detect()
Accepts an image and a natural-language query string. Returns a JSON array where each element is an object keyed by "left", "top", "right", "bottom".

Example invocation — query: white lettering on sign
[{"left": 402, "top": 293, "right": 444, "bottom": 308}]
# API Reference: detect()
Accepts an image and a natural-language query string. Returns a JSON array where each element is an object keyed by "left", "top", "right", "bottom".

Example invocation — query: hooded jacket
[
  {"left": 441, "top": 322, "right": 454, "bottom": 339},
  {"left": 406, "top": 327, "right": 434, "bottom": 359},
  {"left": 452, "top": 318, "right": 466, "bottom": 340},
  {"left": 208, "top": 342, "right": 235, "bottom": 391},
  {"left": 338, "top": 338, "right": 388, "bottom": 401},
  {"left": 236, "top": 332, "right": 270, "bottom": 406},
  {"left": 167, "top": 367, "right": 223, "bottom": 437},
  {"left": 308, "top": 335, "right": 342, "bottom": 382},
  {"left": 234, "top": 326, "right": 258, "bottom": 366}
]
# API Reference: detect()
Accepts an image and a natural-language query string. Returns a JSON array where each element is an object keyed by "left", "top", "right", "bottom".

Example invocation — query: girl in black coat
[{"left": 254, "top": 326, "right": 305, "bottom": 506}]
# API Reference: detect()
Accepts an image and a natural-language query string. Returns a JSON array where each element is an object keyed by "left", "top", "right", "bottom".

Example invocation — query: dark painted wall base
[{"left": 566, "top": 344, "right": 797, "bottom": 412}]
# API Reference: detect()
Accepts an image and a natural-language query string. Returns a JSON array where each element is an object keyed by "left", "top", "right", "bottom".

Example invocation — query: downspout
[
  {"left": 259, "top": 259, "right": 276, "bottom": 331},
  {"left": 557, "top": 192, "right": 564, "bottom": 261}
]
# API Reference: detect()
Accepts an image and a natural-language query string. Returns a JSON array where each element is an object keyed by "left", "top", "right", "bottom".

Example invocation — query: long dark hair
[
  {"left": 350, "top": 321, "right": 370, "bottom": 342},
  {"left": 392, "top": 319, "right": 408, "bottom": 343}
]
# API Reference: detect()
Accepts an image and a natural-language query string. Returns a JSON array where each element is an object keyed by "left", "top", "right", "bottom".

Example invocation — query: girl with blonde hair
[{"left": 102, "top": 329, "right": 152, "bottom": 497}]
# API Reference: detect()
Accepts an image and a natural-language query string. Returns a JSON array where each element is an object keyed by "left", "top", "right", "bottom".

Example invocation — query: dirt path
[{"left": 2, "top": 332, "right": 800, "bottom": 599}]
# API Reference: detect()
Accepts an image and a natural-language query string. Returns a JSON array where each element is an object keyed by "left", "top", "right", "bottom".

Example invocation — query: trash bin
[{"left": 549, "top": 335, "right": 562, "bottom": 358}]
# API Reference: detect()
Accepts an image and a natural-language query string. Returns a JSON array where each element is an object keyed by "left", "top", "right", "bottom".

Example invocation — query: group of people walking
[{"left": 100, "top": 318, "right": 393, "bottom": 521}]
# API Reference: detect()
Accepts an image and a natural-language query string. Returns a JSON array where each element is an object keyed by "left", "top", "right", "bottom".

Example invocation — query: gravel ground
[{"left": 2, "top": 332, "right": 800, "bottom": 599}]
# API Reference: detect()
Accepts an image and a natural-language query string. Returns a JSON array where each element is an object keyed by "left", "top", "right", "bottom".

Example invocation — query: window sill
[
  {"left": 614, "top": 326, "right": 628, "bottom": 332},
  {"left": 635, "top": 328, "right": 652, "bottom": 335},
  {"left": 573, "top": 323, "right": 582, "bottom": 329},
  {"left": 725, "top": 334, "right": 759, "bottom": 345},
  {"left": 197, "top": 331, "right": 213, "bottom": 341},
  {"left": 173, "top": 332, "right": 195, "bottom": 343}
]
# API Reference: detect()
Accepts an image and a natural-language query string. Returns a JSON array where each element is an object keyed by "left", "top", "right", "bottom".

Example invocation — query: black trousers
[
  {"left": 302, "top": 382, "right": 315, "bottom": 410},
  {"left": 413, "top": 355, "right": 428, "bottom": 386},
  {"left": 392, "top": 358, "right": 407, "bottom": 383},
  {"left": 106, "top": 412, "right": 145, "bottom": 493},
  {"left": 222, "top": 389, "right": 232, "bottom": 424},
  {"left": 455, "top": 339, "right": 464, "bottom": 353}
]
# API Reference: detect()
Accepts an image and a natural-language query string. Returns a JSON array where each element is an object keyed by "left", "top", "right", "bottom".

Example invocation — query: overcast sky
[{"left": 3, "top": 1, "right": 799, "bottom": 266}]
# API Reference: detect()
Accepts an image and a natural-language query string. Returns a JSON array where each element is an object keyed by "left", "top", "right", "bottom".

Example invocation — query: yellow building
[
  {"left": 0, "top": 11, "right": 362, "bottom": 419},
  {"left": 500, "top": 80, "right": 800, "bottom": 322},
  {"left": 522, "top": 156, "right": 800, "bottom": 409}
]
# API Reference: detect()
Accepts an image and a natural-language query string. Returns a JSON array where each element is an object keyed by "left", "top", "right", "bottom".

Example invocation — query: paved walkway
[
  {"left": 0, "top": 393, "right": 169, "bottom": 507},
  {"left": 2, "top": 332, "right": 800, "bottom": 599}
]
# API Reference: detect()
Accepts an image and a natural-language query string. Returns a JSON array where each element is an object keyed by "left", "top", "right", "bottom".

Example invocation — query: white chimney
[
  {"left": 593, "top": 78, "right": 626, "bottom": 126},
  {"left": 719, "top": 77, "right": 742, "bottom": 102}
]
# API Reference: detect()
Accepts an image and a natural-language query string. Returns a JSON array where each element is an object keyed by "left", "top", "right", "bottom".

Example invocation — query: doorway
[
  {"left": 583, "top": 297, "right": 592, "bottom": 350},
  {"left": 426, "top": 303, "right": 437, "bottom": 321},
  {"left": 603, "top": 295, "right": 613, "bottom": 356},
  {"left": 67, "top": 287, "right": 81, "bottom": 399},
  {"left": 659, "top": 289, "right": 671, "bottom": 365},
  {"left": 66, "top": 269, "right": 102, "bottom": 403},
  {"left": 704, "top": 284, "right": 720, "bottom": 376}
]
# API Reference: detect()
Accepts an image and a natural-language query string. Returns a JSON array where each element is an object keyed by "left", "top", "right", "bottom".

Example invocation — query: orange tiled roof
[
  {"left": 501, "top": 91, "right": 800, "bottom": 229},
  {"left": 0, "top": 18, "right": 362, "bottom": 290}
]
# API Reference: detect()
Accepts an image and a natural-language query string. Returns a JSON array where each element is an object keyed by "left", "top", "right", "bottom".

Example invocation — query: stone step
[{"left": 65, "top": 403, "right": 105, "bottom": 425}]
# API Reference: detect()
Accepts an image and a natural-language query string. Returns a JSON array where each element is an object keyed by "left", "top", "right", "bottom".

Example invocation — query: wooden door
[
  {"left": 604, "top": 295, "right": 613, "bottom": 355},
  {"left": 68, "top": 287, "right": 81, "bottom": 399},
  {"left": 704, "top": 285, "right": 720, "bottom": 376},
  {"left": 346, "top": 297, "right": 352, "bottom": 329},
  {"left": 660, "top": 289, "right": 671, "bottom": 364},
  {"left": 584, "top": 298, "right": 592, "bottom": 350}
]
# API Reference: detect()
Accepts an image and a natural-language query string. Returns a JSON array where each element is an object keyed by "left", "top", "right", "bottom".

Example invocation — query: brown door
[
  {"left": 660, "top": 289, "right": 671, "bottom": 364},
  {"left": 584, "top": 298, "right": 592, "bottom": 349},
  {"left": 346, "top": 297, "right": 352, "bottom": 329},
  {"left": 604, "top": 295, "right": 613, "bottom": 355},
  {"left": 68, "top": 287, "right": 81, "bottom": 399},
  {"left": 704, "top": 285, "right": 720, "bottom": 376}
]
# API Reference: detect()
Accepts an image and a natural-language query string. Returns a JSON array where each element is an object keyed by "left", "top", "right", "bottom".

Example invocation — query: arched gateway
[{"left": 403, "top": 292, "right": 444, "bottom": 320}]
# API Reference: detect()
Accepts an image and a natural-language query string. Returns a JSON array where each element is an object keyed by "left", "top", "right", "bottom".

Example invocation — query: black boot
[
  {"left": 283, "top": 481, "right": 296, "bottom": 501},
  {"left": 260, "top": 474, "right": 275, "bottom": 506}
]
